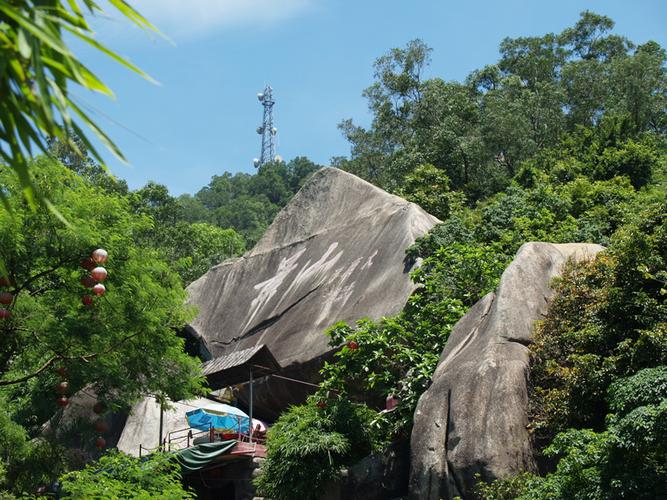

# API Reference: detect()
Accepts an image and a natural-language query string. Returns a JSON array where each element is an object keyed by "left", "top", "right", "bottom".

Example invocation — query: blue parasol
[{"left": 186, "top": 403, "right": 250, "bottom": 434}]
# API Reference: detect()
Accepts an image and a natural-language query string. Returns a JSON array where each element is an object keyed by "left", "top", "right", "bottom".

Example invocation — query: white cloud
[{"left": 124, "top": 0, "right": 313, "bottom": 39}]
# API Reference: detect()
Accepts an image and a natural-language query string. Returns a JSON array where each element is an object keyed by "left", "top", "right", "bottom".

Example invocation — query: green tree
[
  {"left": 159, "top": 222, "right": 245, "bottom": 285},
  {"left": 337, "top": 12, "right": 666, "bottom": 203},
  {"left": 193, "top": 157, "right": 321, "bottom": 246},
  {"left": 0, "top": 158, "right": 204, "bottom": 492},
  {"left": 60, "top": 450, "right": 195, "bottom": 498},
  {"left": 254, "top": 399, "right": 380, "bottom": 500},
  {"left": 396, "top": 164, "right": 464, "bottom": 220},
  {"left": 337, "top": 39, "right": 432, "bottom": 189},
  {"left": 48, "top": 135, "right": 129, "bottom": 195}
]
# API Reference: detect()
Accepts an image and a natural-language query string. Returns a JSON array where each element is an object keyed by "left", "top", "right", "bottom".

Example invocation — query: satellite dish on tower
[
  {"left": 257, "top": 93, "right": 264, "bottom": 101},
  {"left": 253, "top": 158, "right": 260, "bottom": 167}
]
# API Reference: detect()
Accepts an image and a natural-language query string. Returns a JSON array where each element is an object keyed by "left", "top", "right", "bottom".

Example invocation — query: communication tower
[{"left": 253, "top": 85, "right": 278, "bottom": 168}]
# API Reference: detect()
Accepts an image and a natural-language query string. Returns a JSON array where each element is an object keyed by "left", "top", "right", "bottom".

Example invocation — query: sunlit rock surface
[
  {"left": 409, "top": 242, "right": 604, "bottom": 500},
  {"left": 187, "top": 168, "right": 439, "bottom": 418},
  {"left": 118, "top": 397, "right": 215, "bottom": 456}
]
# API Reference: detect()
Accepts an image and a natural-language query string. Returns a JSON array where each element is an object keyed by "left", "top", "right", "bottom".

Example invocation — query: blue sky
[{"left": 73, "top": 0, "right": 667, "bottom": 195}]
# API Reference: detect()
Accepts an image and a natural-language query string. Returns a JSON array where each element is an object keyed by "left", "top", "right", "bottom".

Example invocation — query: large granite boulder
[
  {"left": 187, "top": 168, "right": 439, "bottom": 418},
  {"left": 409, "top": 242, "right": 604, "bottom": 499}
]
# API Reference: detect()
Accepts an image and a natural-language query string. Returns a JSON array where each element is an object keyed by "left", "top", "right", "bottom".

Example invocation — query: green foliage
[
  {"left": 0, "top": 158, "right": 205, "bottom": 492},
  {"left": 338, "top": 12, "right": 666, "bottom": 202},
  {"left": 60, "top": 450, "right": 194, "bottom": 499},
  {"left": 607, "top": 366, "right": 667, "bottom": 415},
  {"left": 158, "top": 222, "right": 245, "bottom": 285},
  {"left": 0, "top": 0, "right": 155, "bottom": 209},
  {"left": 319, "top": 243, "right": 505, "bottom": 437},
  {"left": 530, "top": 203, "right": 666, "bottom": 438},
  {"left": 480, "top": 204, "right": 666, "bottom": 498},
  {"left": 192, "top": 158, "right": 321, "bottom": 246},
  {"left": 47, "top": 136, "right": 129, "bottom": 195},
  {"left": 396, "top": 164, "right": 465, "bottom": 220},
  {"left": 0, "top": 401, "right": 66, "bottom": 495},
  {"left": 479, "top": 372, "right": 667, "bottom": 499},
  {"left": 410, "top": 170, "right": 641, "bottom": 270},
  {"left": 254, "top": 398, "right": 380, "bottom": 500}
]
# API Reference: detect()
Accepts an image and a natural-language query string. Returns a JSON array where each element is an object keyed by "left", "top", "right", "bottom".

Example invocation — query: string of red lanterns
[
  {"left": 93, "top": 401, "right": 108, "bottom": 449},
  {"left": 2, "top": 247, "right": 113, "bottom": 454},
  {"left": 0, "top": 279, "right": 12, "bottom": 320},
  {"left": 83, "top": 249, "right": 110, "bottom": 449},
  {"left": 80, "top": 248, "right": 108, "bottom": 306}
]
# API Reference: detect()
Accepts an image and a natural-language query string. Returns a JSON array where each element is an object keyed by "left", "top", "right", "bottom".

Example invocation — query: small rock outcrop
[
  {"left": 187, "top": 168, "right": 439, "bottom": 417},
  {"left": 409, "top": 242, "right": 603, "bottom": 500}
]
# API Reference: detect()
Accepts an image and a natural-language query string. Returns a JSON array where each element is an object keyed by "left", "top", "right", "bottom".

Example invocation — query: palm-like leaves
[{"left": 0, "top": 0, "right": 156, "bottom": 211}]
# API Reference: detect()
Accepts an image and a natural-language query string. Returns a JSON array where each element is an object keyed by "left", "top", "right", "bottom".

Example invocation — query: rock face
[
  {"left": 117, "top": 397, "right": 215, "bottom": 456},
  {"left": 409, "top": 242, "right": 604, "bottom": 500},
  {"left": 187, "top": 168, "right": 439, "bottom": 417}
]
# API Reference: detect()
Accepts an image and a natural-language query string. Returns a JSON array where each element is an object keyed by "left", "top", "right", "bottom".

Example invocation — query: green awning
[{"left": 174, "top": 441, "right": 237, "bottom": 472}]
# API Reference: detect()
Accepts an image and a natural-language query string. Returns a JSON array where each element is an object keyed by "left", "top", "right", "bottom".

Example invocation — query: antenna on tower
[{"left": 254, "top": 85, "right": 277, "bottom": 168}]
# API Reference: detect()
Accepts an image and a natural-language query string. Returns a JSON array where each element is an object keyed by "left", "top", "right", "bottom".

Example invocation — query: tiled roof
[{"left": 201, "top": 344, "right": 281, "bottom": 389}]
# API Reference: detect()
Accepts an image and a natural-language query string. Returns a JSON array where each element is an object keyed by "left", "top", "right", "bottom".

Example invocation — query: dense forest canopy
[{"left": 334, "top": 11, "right": 665, "bottom": 201}]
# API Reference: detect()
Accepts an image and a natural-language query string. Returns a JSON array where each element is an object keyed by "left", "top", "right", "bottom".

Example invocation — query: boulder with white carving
[{"left": 186, "top": 168, "right": 439, "bottom": 418}]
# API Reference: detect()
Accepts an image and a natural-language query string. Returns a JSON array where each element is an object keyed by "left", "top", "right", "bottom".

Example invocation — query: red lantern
[
  {"left": 80, "top": 276, "right": 95, "bottom": 288},
  {"left": 91, "top": 267, "right": 107, "bottom": 282},
  {"left": 94, "top": 419, "right": 109, "bottom": 433},
  {"left": 95, "top": 436, "right": 106, "bottom": 449},
  {"left": 93, "top": 402, "right": 106, "bottom": 414},
  {"left": 92, "top": 248, "right": 108, "bottom": 264},
  {"left": 316, "top": 400, "right": 327, "bottom": 409},
  {"left": 92, "top": 284, "right": 105, "bottom": 296},
  {"left": 56, "top": 395, "right": 69, "bottom": 407},
  {"left": 0, "top": 292, "right": 12, "bottom": 305},
  {"left": 82, "top": 295, "right": 93, "bottom": 306},
  {"left": 0, "top": 308, "right": 10, "bottom": 320},
  {"left": 347, "top": 340, "right": 359, "bottom": 350},
  {"left": 0, "top": 277, "right": 11, "bottom": 287},
  {"left": 81, "top": 258, "right": 95, "bottom": 271},
  {"left": 56, "top": 381, "right": 69, "bottom": 394},
  {"left": 56, "top": 366, "right": 67, "bottom": 377}
]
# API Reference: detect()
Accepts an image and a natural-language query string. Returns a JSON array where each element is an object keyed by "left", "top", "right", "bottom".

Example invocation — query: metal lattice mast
[{"left": 253, "top": 85, "right": 276, "bottom": 168}]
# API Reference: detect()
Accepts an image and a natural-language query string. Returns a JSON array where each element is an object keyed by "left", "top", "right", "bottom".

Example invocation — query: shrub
[
  {"left": 254, "top": 399, "right": 380, "bottom": 500},
  {"left": 59, "top": 450, "right": 194, "bottom": 499}
]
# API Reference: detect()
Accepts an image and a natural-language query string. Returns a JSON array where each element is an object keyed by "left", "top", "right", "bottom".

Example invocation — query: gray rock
[
  {"left": 117, "top": 397, "right": 218, "bottom": 456},
  {"left": 187, "top": 168, "right": 439, "bottom": 417},
  {"left": 409, "top": 242, "right": 604, "bottom": 500},
  {"left": 342, "top": 439, "right": 410, "bottom": 500}
]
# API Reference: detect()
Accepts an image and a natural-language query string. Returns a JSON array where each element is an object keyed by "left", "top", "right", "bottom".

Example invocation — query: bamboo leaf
[
  {"left": 43, "top": 198, "right": 72, "bottom": 227},
  {"left": 107, "top": 0, "right": 159, "bottom": 33},
  {"left": 16, "top": 28, "right": 31, "bottom": 59},
  {"left": 68, "top": 100, "right": 126, "bottom": 163},
  {"left": 0, "top": 5, "right": 71, "bottom": 56},
  {"left": 62, "top": 24, "right": 158, "bottom": 85},
  {"left": 67, "top": 0, "right": 85, "bottom": 18}
]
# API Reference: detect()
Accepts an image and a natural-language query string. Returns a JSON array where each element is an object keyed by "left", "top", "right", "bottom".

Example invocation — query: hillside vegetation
[
  {"left": 256, "top": 11, "right": 666, "bottom": 498},
  {"left": 0, "top": 8, "right": 664, "bottom": 499}
]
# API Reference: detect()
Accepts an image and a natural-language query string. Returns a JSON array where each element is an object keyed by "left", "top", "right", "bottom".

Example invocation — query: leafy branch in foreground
[{"left": 0, "top": 0, "right": 156, "bottom": 211}]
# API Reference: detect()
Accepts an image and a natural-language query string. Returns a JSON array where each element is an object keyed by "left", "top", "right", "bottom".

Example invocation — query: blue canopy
[{"left": 186, "top": 405, "right": 250, "bottom": 434}]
